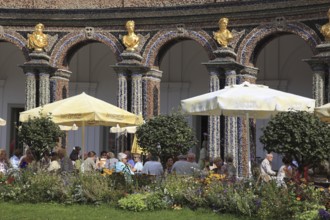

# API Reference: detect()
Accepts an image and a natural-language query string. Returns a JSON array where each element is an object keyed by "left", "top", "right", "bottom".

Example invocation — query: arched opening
[
  {"left": 255, "top": 34, "right": 313, "bottom": 169},
  {"left": 158, "top": 39, "right": 209, "bottom": 159},
  {"left": 0, "top": 41, "right": 26, "bottom": 155},
  {"left": 65, "top": 41, "right": 118, "bottom": 156}
]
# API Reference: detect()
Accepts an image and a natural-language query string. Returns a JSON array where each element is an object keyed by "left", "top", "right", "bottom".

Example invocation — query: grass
[{"left": 0, "top": 203, "right": 250, "bottom": 220}]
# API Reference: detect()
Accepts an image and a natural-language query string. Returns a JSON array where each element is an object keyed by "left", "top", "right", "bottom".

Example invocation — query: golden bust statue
[
  {"left": 213, "top": 17, "right": 233, "bottom": 47},
  {"left": 321, "top": 9, "right": 330, "bottom": 42},
  {"left": 27, "top": 23, "right": 48, "bottom": 52},
  {"left": 122, "top": 20, "right": 139, "bottom": 51}
]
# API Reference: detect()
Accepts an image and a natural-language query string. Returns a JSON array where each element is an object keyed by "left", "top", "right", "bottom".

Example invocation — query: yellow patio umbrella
[
  {"left": 131, "top": 135, "right": 144, "bottom": 154},
  {"left": 19, "top": 92, "right": 143, "bottom": 160},
  {"left": 314, "top": 103, "right": 330, "bottom": 123},
  {"left": 0, "top": 118, "right": 6, "bottom": 126}
]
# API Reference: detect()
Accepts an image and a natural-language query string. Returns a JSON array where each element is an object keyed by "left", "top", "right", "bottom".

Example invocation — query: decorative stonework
[
  {"left": 143, "top": 29, "right": 217, "bottom": 67},
  {"left": 0, "top": 29, "right": 30, "bottom": 60},
  {"left": 143, "top": 68, "right": 162, "bottom": 119},
  {"left": 50, "top": 31, "right": 124, "bottom": 68},
  {"left": 25, "top": 73, "right": 36, "bottom": 110},
  {"left": 207, "top": 69, "right": 221, "bottom": 160},
  {"left": 50, "top": 69, "right": 70, "bottom": 102},
  {"left": 0, "top": 0, "right": 218, "bottom": 9},
  {"left": 237, "top": 22, "right": 321, "bottom": 67},
  {"left": 117, "top": 72, "right": 128, "bottom": 110}
]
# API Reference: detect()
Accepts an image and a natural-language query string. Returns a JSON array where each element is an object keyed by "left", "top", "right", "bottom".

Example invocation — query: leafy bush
[
  {"left": 14, "top": 170, "right": 67, "bottom": 203},
  {"left": 260, "top": 111, "right": 330, "bottom": 170},
  {"left": 18, "top": 114, "right": 65, "bottom": 161},
  {"left": 118, "top": 192, "right": 168, "bottom": 212},
  {"left": 136, "top": 112, "right": 197, "bottom": 165},
  {"left": 70, "top": 173, "right": 113, "bottom": 204},
  {"left": 118, "top": 193, "right": 148, "bottom": 211}
]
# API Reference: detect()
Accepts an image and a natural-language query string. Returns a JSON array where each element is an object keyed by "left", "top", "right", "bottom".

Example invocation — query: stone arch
[
  {"left": 50, "top": 31, "right": 124, "bottom": 68},
  {"left": 0, "top": 30, "right": 29, "bottom": 60},
  {"left": 143, "top": 29, "right": 217, "bottom": 67},
  {"left": 237, "top": 21, "right": 321, "bottom": 67}
]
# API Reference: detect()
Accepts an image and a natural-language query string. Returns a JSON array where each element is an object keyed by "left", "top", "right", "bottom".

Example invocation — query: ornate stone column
[
  {"left": 49, "top": 69, "right": 71, "bottom": 102},
  {"left": 205, "top": 67, "right": 221, "bottom": 160},
  {"left": 131, "top": 72, "right": 143, "bottom": 115},
  {"left": 224, "top": 69, "right": 237, "bottom": 171},
  {"left": 203, "top": 47, "right": 244, "bottom": 164},
  {"left": 117, "top": 72, "right": 128, "bottom": 110},
  {"left": 312, "top": 65, "right": 326, "bottom": 107},
  {"left": 236, "top": 66, "right": 258, "bottom": 177},
  {"left": 304, "top": 43, "right": 330, "bottom": 107},
  {"left": 112, "top": 51, "right": 149, "bottom": 150},
  {"left": 25, "top": 72, "right": 37, "bottom": 110},
  {"left": 304, "top": 60, "right": 326, "bottom": 107},
  {"left": 20, "top": 52, "right": 57, "bottom": 110},
  {"left": 142, "top": 68, "right": 162, "bottom": 119},
  {"left": 39, "top": 73, "right": 50, "bottom": 106}
]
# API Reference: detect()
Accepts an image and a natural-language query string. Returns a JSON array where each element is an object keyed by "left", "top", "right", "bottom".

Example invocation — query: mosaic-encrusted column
[
  {"left": 328, "top": 65, "right": 330, "bottom": 103},
  {"left": 115, "top": 72, "right": 128, "bottom": 151},
  {"left": 20, "top": 52, "right": 57, "bottom": 109},
  {"left": 312, "top": 65, "right": 326, "bottom": 107},
  {"left": 237, "top": 66, "right": 258, "bottom": 177},
  {"left": 304, "top": 43, "right": 330, "bottom": 107},
  {"left": 224, "top": 70, "right": 238, "bottom": 172},
  {"left": 25, "top": 72, "right": 36, "bottom": 110},
  {"left": 112, "top": 51, "right": 148, "bottom": 152},
  {"left": 49, "top": 69, "right": 70, "bottom": 102},
  {"left": 208, "top": 69, "right": 221, "bottom": 159},
  {"left": 39, "top": 73, "right": 50, "bottom": 106},
  {"left": 117, "top": 72, "right": 128, "bottom": 110},
  {"left": 142, "top": 68, "right": 162, "bottom": 119},
  {"left": 131, "top": 72, "right": 143, "bottom": 115}
]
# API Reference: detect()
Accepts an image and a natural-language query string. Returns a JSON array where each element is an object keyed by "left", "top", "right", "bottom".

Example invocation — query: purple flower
[
  {"left": 319, "top": 209, "right": 330, "bottom": 220},
  {"left": 254, "top": 199, "right": 262, "bottom": 209}
]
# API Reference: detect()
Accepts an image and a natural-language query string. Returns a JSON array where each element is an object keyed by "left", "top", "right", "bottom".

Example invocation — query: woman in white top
[{"left": 277, "top": 156, "right": 292, "bottom": 187}]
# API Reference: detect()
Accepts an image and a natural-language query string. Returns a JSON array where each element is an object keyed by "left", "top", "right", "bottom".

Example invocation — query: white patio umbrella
[
  {"left": 59, "top": 124, "right": 78, "bottom": 131},
  {"left": 19, "top": 92, "right": 143, "bottom": 161},
  {"left": 314, "top": 103, "right": 330, "bottom": 123},
  {"left": 110, "top": 124, "right": 143, "bottom": 154},
  {"left": 181, "top": 81, "right": 315, "bottom": 177},
  {"left": 0, "top": 118, "right": 6, "bottom": 126}
]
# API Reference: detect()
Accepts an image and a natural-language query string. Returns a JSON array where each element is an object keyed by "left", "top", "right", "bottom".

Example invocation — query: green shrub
[
  {"left": 118, "top": 193, "right": 148, "bottom": 211},
  {"left": 118, "top": 192, "right": 168, "bottom": 212},
  {"left": 16, "top": 170, "right": 67, "bottom": 203},
  {"left": 70, "top": 173, "right": 112, "bottom": 204}
]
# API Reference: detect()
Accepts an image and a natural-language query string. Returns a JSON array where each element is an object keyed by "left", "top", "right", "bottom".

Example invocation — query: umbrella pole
[
  {"left": 82, "top": 121, "right": 85, "bottom": 163},
  {"left": 246, "top": 113, "right": 251, "bottom": 178}
]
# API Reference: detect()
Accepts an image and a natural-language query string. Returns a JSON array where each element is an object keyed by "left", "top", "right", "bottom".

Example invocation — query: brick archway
[
  {"left": 143, "top": 29, "right": 217, "bottom": 67},
  {"left": 237, "top": 22, "right": 321, "bottom": 67},
  {"left": 0, "top": 30, "right": 29, "bottom": 61},
  {"left": 50, "top": 31, "right": 124, "bottom": 68}
]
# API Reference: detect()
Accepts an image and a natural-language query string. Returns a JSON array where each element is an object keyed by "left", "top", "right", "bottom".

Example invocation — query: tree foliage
[
  {"left": 136, "top": 112, "right": 197, "bottom": 165},
  {"left": 259, "top": 111, "right": 330, "bottom": 169},
  {"left": 18, "top": 114, "right": 65, "bottom": 161}
]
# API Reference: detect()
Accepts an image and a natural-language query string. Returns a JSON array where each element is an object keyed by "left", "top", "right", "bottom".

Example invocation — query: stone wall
[{"left": 0, "top": 0, "right": 233, "bottom": 9}]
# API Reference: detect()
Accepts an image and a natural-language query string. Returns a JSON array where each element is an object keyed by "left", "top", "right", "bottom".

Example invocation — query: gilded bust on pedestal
[
  {"left": 213, "top": 17, "right": 233, "bottom": 48},
  {"left": 27, "top": 23, "right": 48, "bottom": 52},
  {"left": 122, "top": 20, "right": 139, "bottom": 51}
]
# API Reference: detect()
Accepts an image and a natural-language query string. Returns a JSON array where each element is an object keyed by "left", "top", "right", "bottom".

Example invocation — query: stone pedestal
[{"left": 20, "top": 51, "right": 57, "bottom": 110}]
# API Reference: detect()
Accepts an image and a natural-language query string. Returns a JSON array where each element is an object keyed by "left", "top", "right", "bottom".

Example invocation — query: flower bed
[{"left": 0, "top": 170, "right": 329, "bottom": 219}]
